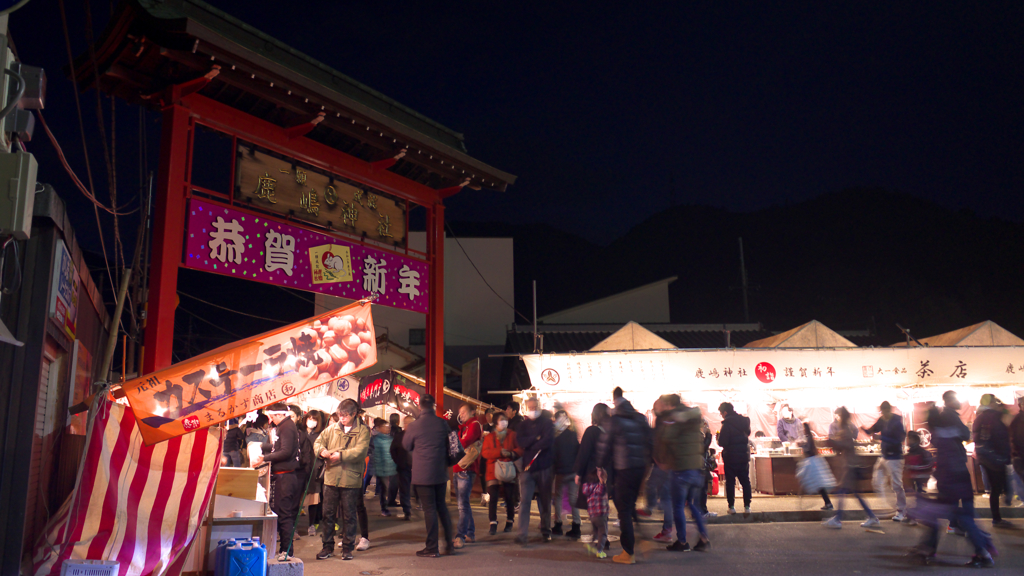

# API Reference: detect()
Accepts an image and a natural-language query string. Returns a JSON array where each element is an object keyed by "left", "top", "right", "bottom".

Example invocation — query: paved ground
[{"left": 286, "top": 493, "right": 1024, "bottom": 575}]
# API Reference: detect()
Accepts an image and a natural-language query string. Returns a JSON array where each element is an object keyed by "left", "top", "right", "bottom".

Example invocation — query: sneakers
[
  {"left": 860, "top": 517, "right": 880, "bottom": 529},
  {"left": 892, "top": 512, "right": 907, "bottom": 523},
  {"left": 612, "top": 551, "right": 635, "bottom": 564},
  {"left": 276, "top": 552, "right": 289, "bottom": 562},
  {"left": 636, "top": 508, "right": 653, "bottom": 518},
  {"left": 693, "top": 538, "right": 711, "bottom": 552},
  {"left": 453, "top": 537, "right": 465, "bottom": 549},
  {"left": 666, "top": 540, "right": 691, "bottom": 552},
  {"left": 308, "top": 525, "right": 317, "bottom": 537},
  {"left": 342, "top": 550, "right": 354, "bottom": 560},
  {"left": 822, "top": 516, "right": 842, "bottom": 529},
  {"left": 744, "top": 506, "right": 751, "bottom": 514},
  {"left": 315, "top": 548, "right": 333, "bottom": 560},
  {"left": 489, "top": 522, "right": 498, "bottom": 536},
  {"left": 355, "top": 537, "right": 370, "bottom": 551},
  {"left": 381, "top": 509, "right": 392, "bottom": 517},
  {"left": 504, "top": 522, "right": 514, "bottom": 533},
  {"left": 703, "top": 511, "right": 718, "bottom": 519},
  {"left": 966, "top": 554, "right": 995, "bottom": 568},
  {"left": 820, "top": 504, "right": 834, "bottom": 510},
  {"left": 727, "top": 507, "right": 736, "bottom": 515},
  {"left": 585, "top": 544, "right": 607, "bottom": 559},
  {"left": 947, "top": 526, "right": 966, "bottom": 536},
  {"left": 992, "top": 519, "right": 1015, "bottom": 529},
  {"left": 552, "top": 523, "right": 563, "bottom": 535},
  {"left": 653, "top": 529, "right": 674, "bottom": 543}
]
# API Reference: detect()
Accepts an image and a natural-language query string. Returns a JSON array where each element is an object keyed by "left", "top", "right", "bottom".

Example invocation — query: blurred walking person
[
  {"left": 913, "top": 391, "right": 995, "bottom": 567},
  {"left": 575, "top": 403, "right": 611, "bottom": 559},
  {"left": 822, "top": 407, "right": 879, "bottom": 529},
  {"left": 403, "top": 394, "right": 456, "bottom": 557},
  {"left": 642, "top": 397, "right": 675, "bottom": 544},
  {"left": 389, "top": 415, "right": 415, "bottom": 520},
  {"left": 600, "top": 388, "right": 652, "bottom": 564},
  {"left": 973, "top": 394, "right": 1014, "bottom": 528},
  {"left": 515, "top": 397, "right": 555, "bottom": 545},
  {"left": 482, "top": 412, "right": 522, "bottom": 535},
  {"left": 371, "top": 418, "right": 398, "bottom": 517},
  {"left": 797, "top": 423, "right": 835, "bottom": 510},
  {"left": 717, "top": 402, "right": 752, "bottom": 514},
  {"left": 654, "top": 394, "right": 711, "bottom": 552},
  {"left": 551, "top": 410, "right": 582, "bottom": 539},
  {"left": 861, "top": 401, "right": 908, "bottom": 522}
]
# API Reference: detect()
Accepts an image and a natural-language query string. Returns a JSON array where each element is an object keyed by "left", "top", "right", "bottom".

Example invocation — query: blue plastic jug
[{"left": 219, "top": 538, "right": 267, "bottom": 576}]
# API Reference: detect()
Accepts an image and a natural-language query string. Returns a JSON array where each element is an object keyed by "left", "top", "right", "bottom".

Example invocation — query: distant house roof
[
  {"left": 744, "top": 320, "right": 856, "bottom": 348},
  {"left": 538, "top": 276, "right": 677, "bottom": 324},
  {"left": 74, "top": 0, "right": 515, "bottom": 192},
  {"left": 891, "top": 320, "right": 1024, "bottom": 347},
  {"left": 506, "top": 323, "right": 772, "bottom": 354}
]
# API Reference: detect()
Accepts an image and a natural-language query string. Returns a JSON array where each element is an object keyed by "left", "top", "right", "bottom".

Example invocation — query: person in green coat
[
  {"left": 371, "top": 418, "right": 399, "bottom": 516},
  {"left": 313, "top": 399, "right": 370, "bottom": 561}
]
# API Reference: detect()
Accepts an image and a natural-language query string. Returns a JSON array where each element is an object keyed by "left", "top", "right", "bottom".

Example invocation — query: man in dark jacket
[
  {"left": 255, "top": 403, "right": 301, "bottom": 562},
  {"left": 506, "top": 401, "right": 524, "bottom": 432},
  {"left": 389, "top": 415, "right": 413, "bottom": 520},
  {"left": 515, "top": 397, "right": 555, "bottom": 545},
  {"left": 916, "top": 392, "right": 994, "bottom": 567},
  {"left": 655, "top": 394, "right": 710, "bottom": 552},
  {"left": 600, "top": 387, "right": 652, "bottom": 564},
  {"left": 222, "top": 419, "right": 245, "bottom": 467},
  {"left": 402, "top": 395, "right": 454, "bottom": 557},
  {"left": 862, "top": 401, "right": 908, "bottom": 521},
  {"left": 973, "top": 395, "right": 1014, "bottom": 528},
  {"left": 1011, "top": 397, "right": 1024, "bottom": 509},
  {"left": 717, "top": 402, "right": 752, "bottom": 515}
]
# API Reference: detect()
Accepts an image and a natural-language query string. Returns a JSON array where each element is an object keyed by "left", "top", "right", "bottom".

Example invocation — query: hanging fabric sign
[{"left": 123, "top": 300, "right": 377, "bottom": 445}]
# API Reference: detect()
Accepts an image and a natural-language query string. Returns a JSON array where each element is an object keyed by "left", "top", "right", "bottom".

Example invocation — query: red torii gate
[{"left": 75, "top": 0, "right": 515, "bottom": 406}]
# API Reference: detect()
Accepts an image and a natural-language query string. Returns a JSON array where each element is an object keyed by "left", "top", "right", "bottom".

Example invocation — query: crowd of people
[{"left": 222, "top": 388, "right": 1024, "bottom": 568}]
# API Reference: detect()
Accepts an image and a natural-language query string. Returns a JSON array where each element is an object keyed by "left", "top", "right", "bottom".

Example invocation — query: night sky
[{"left": 12, "top": 0, "right": 1024, "bottom": 249}]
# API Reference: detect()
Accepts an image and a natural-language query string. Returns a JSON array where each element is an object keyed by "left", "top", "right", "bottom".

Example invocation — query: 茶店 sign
[
  {"left": 184, "top": 199, "right": 428, "bottom": 313},
  {"left": 235, "top": 144, "right": 406, "bottom": 247},
  {"left": 522, "top": 346, "right": 1024, "bottom": 393}
]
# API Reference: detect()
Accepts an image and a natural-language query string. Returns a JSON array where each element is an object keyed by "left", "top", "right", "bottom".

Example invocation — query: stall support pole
[
  {"left": 143, "top": 102, "right": 191, "bottom": 373},
  {"left": 426, "top": 202, "right": 445, "bottom": 411}
]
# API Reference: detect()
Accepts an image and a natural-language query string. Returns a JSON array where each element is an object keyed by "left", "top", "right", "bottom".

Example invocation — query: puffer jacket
[
  {"left": 718, "top": 412, "right": 751, "bottom": 465},
  {"left": 313, "top": 419, "right": 371, "bottom": 489},
  {"left": 973, "top": 407, "right": 1011, "bottom": 468},
  {"left": 601, "top": 399, "right": 651, "bottom": 471},
  {"left": 654, "top": 405, "right": 704, "bottom": 471},
  {"left": 371, "top": 432, "right": 398, "bottom": 477}
]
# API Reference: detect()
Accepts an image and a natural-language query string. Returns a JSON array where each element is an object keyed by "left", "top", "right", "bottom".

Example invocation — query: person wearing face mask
[
  {"left": 313, "top": 399, "right": 370, "bottom": 561},
  {"left": 482, "top": 412, "right": 522, "bottom": 534},
  {"left": 551, "top": 410, "right": 582, "bottom": 540},
  {"left": 453, "top": 404, "right": 483, "bottom": 548},
  {"left": 514, "top": 397, "right": 555, "bottom": 545},
  {"left": 776, "top": 404, "right": 802, "bottom": 443},
  {"left": 304, "top": 411, "right": 327, "bottom": 537}
]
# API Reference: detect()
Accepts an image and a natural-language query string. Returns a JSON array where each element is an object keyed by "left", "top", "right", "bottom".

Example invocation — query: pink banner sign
[{"left": 184, "top": 199, "right": 428, "bottom": 313}]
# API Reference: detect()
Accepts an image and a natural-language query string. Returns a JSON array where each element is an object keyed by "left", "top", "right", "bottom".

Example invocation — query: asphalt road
[{"left": 288, "top": 502, "right": 1024, "bottom": 575}]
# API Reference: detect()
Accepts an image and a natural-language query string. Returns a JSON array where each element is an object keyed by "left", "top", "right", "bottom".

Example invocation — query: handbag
[
  {"left": 458, "top": 440, "right": 483, "bottom": 469},
  {"left": 495, "top": 460, "right": 518, "bottom": 483},
  {"left": 796, "top": 455, "right": 836, "bottom": 493}
]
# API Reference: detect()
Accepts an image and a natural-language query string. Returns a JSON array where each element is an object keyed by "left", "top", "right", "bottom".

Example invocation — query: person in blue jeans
[
  {"left": 453, "top": 404, "right": 483, "bottom": 548},
  {"left": 653, "top": 394, "right": 711, "bottom": 552},
  {"left": 644, "top": 397, "right": 675, "bottom": 543}
]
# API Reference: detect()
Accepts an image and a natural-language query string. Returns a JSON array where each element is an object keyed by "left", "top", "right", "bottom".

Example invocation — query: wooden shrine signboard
[{"left": 235, "top": 144, "right": 407, "bottom": 247}]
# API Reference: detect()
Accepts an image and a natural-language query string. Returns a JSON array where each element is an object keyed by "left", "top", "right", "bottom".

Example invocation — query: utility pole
[
  {"left": 532, "top": 280, "right": 538, "bottom": 353},
  {"left": 738, "top": 237, "right": 750, "bottom": 323}
]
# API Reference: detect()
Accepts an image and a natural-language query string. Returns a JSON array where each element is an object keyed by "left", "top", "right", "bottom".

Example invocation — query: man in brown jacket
[
  {"left": 313, "top": 399, "right": 370, "bottom": 561},
  {"left": 653, "top": 394, "right": 710, "bottom": 552}
]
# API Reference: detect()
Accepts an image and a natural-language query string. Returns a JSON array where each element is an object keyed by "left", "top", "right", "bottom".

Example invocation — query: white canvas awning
[
  {"left": 892, "top": 320, "right": 1024, "bottom": 347},
  {"left": 744, "top": 320, "right": 856, "bottom": 348},
  {"left": 589, "top": 321, "right": 676, "bottom": 351}
]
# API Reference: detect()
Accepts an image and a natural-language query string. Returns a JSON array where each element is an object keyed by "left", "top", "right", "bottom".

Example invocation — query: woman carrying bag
[
  {"left": 481, "top": 412, "right": 523, "bottom": 535},
  {"left": 796, "top": 422, "right": 836, "bottom": 510}
]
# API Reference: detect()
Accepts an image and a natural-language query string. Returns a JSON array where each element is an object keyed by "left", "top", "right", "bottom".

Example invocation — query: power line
[
  {"left": 176, "top": 306, "right": 247, "bottom": 340},
  {"left": 444, "top": 223, "right": 532, "bottom": 324},
  {"left": 177, "top": 291, "right": 294, "bottom": 324}
]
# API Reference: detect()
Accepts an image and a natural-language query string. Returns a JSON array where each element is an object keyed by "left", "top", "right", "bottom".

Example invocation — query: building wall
[
  {"left": 316, "top": 233, "right": 514, "bottom": 349},
  {"left": 539, "top": 280, "right": 672, "bottom": 324}
]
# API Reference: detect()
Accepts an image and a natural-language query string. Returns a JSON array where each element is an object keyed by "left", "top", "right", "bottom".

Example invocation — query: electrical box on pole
[{"left": 0, "top": 149, "right": 36, "bottom": 239}]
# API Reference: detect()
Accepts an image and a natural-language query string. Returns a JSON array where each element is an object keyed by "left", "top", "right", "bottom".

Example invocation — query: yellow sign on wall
[{"left": 309, "top": 244, "right": 353, "bottom": 284}]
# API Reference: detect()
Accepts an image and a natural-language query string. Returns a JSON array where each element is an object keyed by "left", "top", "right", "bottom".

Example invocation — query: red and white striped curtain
[{"left": 30, "top": 398, "right": 222, "bottom": 576}]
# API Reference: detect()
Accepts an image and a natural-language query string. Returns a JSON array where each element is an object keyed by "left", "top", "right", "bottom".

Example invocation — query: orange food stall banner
[{"left": 124, "top": 300, "right": 376, "bottom": 445}]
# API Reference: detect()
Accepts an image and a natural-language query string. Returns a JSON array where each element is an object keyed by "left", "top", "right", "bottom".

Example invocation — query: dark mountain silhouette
[{"left": 451, "top": 188, "right": 1024, "bottom": 343}]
